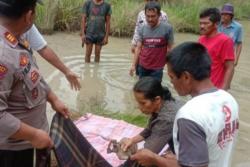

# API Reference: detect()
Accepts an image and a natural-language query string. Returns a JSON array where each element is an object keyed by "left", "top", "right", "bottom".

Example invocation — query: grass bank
[
  {"left": 164, "top": 0, "right": 250, "bottom": 33},
  {"left": 36, "top": 0, "right": 250, "bottom": 35},
  {"left": 71, "top": 98, "right": 148, "bottom": 127}
]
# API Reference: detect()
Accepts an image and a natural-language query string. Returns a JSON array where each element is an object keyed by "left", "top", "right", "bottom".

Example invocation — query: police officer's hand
[
  {"left": 51, "top": 99, "right": 70, "bottom": 119},
  {"left": 30, "top": 129, "right": 53, "bottom": 149},
  {"left": 65, "top": 70, "right": 81, "bottom": 91},
  {"left": 48, "top": 92, "right": 70, "bottom": 118}
]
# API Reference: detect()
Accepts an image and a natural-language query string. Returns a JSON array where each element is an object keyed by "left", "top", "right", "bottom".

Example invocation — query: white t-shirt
[
  {"left": 22, "top": 25, "right": 47, "bottom": 51},
  {"left": 131, "top": 10, "right": 168, "bottom": 45},
  {"left": 173, "top": 89, "right": 239, "bottom": 167}
]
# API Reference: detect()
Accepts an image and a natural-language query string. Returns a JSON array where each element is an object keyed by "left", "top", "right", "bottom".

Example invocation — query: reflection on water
[
  {"left": 47, "top": 53, "right": 140, "bottom": 112},
  {"left": 46, "top": 53, "right": 179, "bottom": 113},
  {"left": 43, "top": 21, "right": 250, "bottom": 166}
]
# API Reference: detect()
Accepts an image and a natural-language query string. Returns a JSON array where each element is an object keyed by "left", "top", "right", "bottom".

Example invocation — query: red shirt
[{"left": 199, "top": 33, "right": 235, "bottom": 88}]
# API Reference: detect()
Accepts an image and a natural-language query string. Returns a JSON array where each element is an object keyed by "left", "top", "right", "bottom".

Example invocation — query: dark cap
[
  {"left": 0, "top": 0, "right": 42, "bottom": 19},
  {"left": 221, "top": 3, "right": 234, "bottom": 15}
]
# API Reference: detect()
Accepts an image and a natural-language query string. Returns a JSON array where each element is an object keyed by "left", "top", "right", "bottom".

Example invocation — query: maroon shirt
[{"left": 138, "top": 22, "right": 174, "bottom": 70}]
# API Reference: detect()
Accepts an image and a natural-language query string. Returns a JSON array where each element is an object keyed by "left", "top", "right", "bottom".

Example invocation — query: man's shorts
[{"left": 85, "top": 34, "right": 105, "bottom": 45}]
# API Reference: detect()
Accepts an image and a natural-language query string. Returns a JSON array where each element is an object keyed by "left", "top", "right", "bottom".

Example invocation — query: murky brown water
[{"left": 36, "top": 21, "right": 250, "bottom": 167}]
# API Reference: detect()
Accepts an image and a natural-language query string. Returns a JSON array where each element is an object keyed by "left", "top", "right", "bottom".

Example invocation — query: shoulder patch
[
  {"left": 23, "top": 40, "right": 30, "bottom": 49},
  {"left": 4, "top": 32, "right": 18, "bottom": 46},
  {"left": 0, "top": 64, "right": 8, "bottom": 79}
]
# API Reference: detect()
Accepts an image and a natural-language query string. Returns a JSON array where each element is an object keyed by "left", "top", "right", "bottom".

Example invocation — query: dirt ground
[{"left": 36, "top": 21, "right": 250, "bottom": 167}]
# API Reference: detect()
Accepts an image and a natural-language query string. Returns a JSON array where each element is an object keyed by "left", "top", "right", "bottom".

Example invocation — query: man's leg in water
[
  {"left": 85, "top": 43, "right": 93, "bottom": 63},
  {"left": 94, "top": 44, "right": 102, "bottom": 63}
]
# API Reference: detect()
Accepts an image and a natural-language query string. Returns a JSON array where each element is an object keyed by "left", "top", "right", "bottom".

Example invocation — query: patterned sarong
[{"left": 50, "top": 113, "right": 112, "bottom": 167}]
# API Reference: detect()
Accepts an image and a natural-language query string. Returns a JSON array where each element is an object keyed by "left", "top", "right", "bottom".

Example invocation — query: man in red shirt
[{"left": 198, "top": 8, "right": 235, "bottom": 90}]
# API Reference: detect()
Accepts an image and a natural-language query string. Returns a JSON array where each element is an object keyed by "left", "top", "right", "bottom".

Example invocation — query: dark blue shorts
[
  {"left": 138, "top": 65, "right": 163, "bottom": 82},
  {"left": 85, "top": 34, "right": 105, "bottom": 45}
]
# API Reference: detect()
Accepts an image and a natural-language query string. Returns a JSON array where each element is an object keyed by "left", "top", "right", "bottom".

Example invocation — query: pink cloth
[
  {"left": 74, "top": 113, "right": 144, "bottom": 167},
  {"left": 198, "top": 33, "right": 235, "bottom": 88}
]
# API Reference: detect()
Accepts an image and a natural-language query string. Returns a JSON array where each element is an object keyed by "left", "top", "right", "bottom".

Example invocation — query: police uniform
[{"left": 0, "top": 25, "right": 50, "bottom": 151}]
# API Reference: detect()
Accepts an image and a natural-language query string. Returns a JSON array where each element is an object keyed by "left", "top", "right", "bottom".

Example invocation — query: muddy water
[{"left": 36, "top": 21, "right": 250, "bottom": 166}]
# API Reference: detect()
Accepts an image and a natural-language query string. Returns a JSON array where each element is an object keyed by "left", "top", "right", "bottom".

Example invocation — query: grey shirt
[
  {"left": 177, "top": 119, "right": 209, "bottom": 167},
  {"left": 140, "top": 100, "right": 181, "bottom": 153},
  {"left": 82, "top": 0, "right": 112, "bottom": 36},
  {"left": 0, "top": 25, "right": 50, "bottom": 150}
]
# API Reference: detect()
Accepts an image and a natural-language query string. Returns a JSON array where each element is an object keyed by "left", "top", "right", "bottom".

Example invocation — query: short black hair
[
  {"left": 133, "top": 77, "right": 174, "bottom": 101},
  {"left": 0, "top": 0, "right": 37, "bottom": 19},
  {"left": 145, "top": 1, "right": 161, "bottom": 16},
  {"left": 166, "top": 42, "right": 211, "bottom": 81},
  {"left": 199, "top": 8, "right": 221, "bottom": 24}
]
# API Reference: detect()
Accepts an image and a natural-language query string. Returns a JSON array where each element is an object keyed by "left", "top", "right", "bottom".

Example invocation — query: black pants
[
  {"left": 0, "top": 149, "right": 34, "bottom": 167},
  {"left": 0, "top": 149, "right": 50, "bottom": 167}
]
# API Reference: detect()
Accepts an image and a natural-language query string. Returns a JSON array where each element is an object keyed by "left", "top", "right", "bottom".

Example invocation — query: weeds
[
  {"left": 35, "top": 0, "right": 250, "bottom": 35},
  {"left": 76, "top": 95, "right": 148, "bottom": 127}
]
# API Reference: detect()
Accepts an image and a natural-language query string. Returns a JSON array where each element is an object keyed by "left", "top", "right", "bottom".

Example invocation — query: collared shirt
[
  {"left": 140, "top": 100, "right": 181, "bottom": 153},
  {"left": 0, "top": 25, "right": 50, "bottom": 150},
  {"left": 218, "top": 20, "right": 243, "bottom": 45}
]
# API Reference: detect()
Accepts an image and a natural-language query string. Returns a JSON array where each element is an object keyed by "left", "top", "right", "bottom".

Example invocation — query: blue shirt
[{"left": 218, "top": 20, "right": 243, "bottom": 45}]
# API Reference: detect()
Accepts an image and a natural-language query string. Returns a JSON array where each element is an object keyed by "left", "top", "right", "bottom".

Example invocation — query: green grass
[
  {"left": 163, "top": 0, "right": 250, "bottom": 34},
  {"left": 71, "top": 108, "right": 148, "bottom": 127},
  {"left": 35, "top": 0, "right": 250, "bottom": 35},
  {"left": 74, "top": 96, "right": 148, "bottom": 127},
  {"left": 92, "top": 110, "right": 148, "bottom": 127},
  {"left": 109, "top": 0, "right": 142, "bottom": 36}
]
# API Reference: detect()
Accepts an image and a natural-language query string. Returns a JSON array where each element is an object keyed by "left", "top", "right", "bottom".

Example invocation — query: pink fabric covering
[{"left": 74, "top": 113, "right": 144, "bottom": 167}]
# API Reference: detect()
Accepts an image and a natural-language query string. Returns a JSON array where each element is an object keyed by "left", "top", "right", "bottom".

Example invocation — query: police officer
[{"left": 0, "top": 0, "right": 69, "bottom": 166}]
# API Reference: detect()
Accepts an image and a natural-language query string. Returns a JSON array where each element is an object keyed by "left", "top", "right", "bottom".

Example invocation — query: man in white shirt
[
  {"left": 130, "top": 42, "right": 239, "bottom": 167},
  {"left": 23, "top": 25, "right": 81, "bottom": 90}
]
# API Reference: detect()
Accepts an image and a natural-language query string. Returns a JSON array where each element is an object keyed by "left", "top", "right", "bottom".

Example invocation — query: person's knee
[
  {"left": 95, "top": 45, "right": 102, "bottom": 55},
  {"left": 85, "top": 45, "right": 93, "bottom": 55}
]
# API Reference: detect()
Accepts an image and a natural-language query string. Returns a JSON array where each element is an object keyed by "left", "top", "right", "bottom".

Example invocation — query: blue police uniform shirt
[{"left": 218, "top": 20, "right": 243, "bottom": 46}]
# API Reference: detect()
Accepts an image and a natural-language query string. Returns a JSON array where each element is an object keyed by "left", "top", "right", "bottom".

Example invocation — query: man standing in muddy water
[
  {"left": 218, "top": 3, "right": 243, "bottom": 67},
  {"left": 198, "top": 8, "right": 235, "bottom": 90},
  {"left": 0, "top": 0, "right": 70, "bottom": 166},
  {"left": 129, "top": 1, "right": 174, "bottom": 82},
  {"left": 81, "top": 0, "right": 111, "bottom": 63}
]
